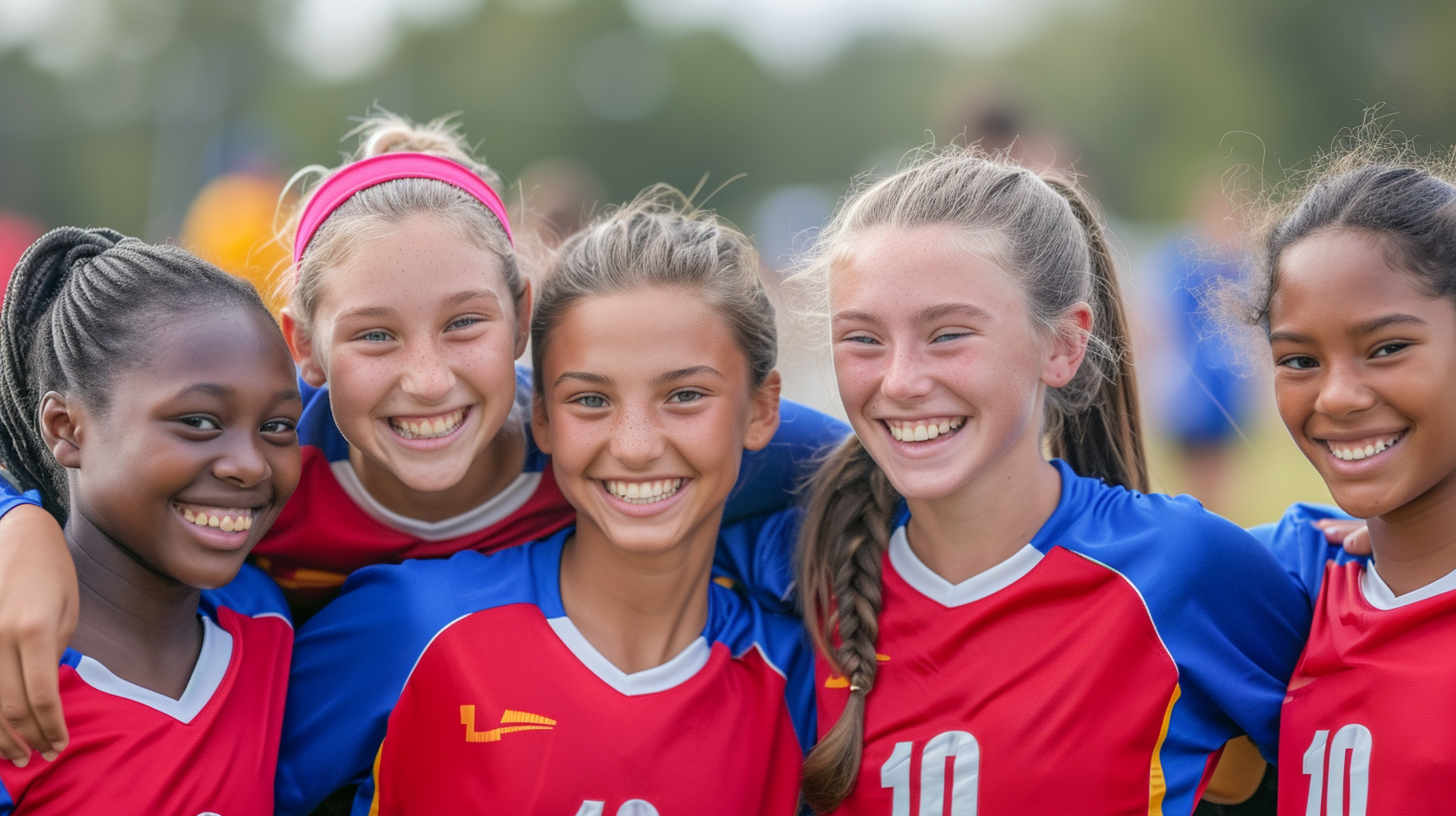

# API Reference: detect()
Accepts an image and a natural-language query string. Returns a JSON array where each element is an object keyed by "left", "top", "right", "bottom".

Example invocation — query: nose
[
  {"left": 880, "top": 342, "right": 934, "bottom": 403},
  {"left": 214, "top": 432, "right": 272, "bottom": 489},
  {"left": 1313, "top": 360, "right": 1376, "bottom": 418},
  {"left": 609, "top": 404, "right": 667, "bottom": 469},
  {"left": 399, "top": 337, "right": 454, "bottom": 403}
]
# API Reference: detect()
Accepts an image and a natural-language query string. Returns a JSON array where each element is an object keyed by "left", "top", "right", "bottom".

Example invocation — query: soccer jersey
[
  {"left": 1261, "top": 503, "right": 1456, "bottom": 815},
  {"left": 814, "top": 460, "right": 1310, "bottom": 816},
  {"left": 0, "top": 565, "right": 292, "bottom": 815},
  {"left": 275, "top": 526, "right": 816, "bottom": 816}
]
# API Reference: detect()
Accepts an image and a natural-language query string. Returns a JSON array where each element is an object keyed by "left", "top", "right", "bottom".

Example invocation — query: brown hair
[
  {"left": 788, "top": 146, "right": 1147, "bottom": 812},
  {"left": 276, "top": 111, "right": 526, "bottom": 335}
]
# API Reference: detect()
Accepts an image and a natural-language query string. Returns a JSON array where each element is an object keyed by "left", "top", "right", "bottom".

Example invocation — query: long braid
[
  {"left": 0, "top": 227, "right": 269, "bottom": 523},
  {"left": 798, "top": 437, "right": 901, "bottom": 812}
]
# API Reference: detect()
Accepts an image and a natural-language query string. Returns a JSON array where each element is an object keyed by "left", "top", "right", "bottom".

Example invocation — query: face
[
  {"left": 1269, "top": 228, "right": 1456, "bottom": 521},
  {"left": 285, "top": 214, "right": 530, "bottom": 495},
  {"left": 532, "top": 286, "right": 780, "bottom": 558},
  {"left": 48, "top": 308, "right": 302, "bottom": 589},
  {"left": 830, "top": 225, "right": 1089, "bottom": 501}
]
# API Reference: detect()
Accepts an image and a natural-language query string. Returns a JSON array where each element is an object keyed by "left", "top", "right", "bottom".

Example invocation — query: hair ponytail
[
  {"left": 1041, "top": 179, "right": 1147, "bottom": 492},
  {"left": 797, "top": 436, "right": 901, "bottom": 812}
]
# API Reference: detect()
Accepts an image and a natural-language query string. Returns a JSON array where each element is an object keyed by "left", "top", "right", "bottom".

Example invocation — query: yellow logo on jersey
[
  {"left": 461, "top": 706, "right": 557, "bottom": 743},
  {"left": 823, "top": 654, "right": 892, "bottom": 688}
]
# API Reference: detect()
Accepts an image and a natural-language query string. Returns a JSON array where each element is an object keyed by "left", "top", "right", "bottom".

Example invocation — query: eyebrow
[
  {"left": 338, "top": 306, "right": 397, "bottom": 321},
  {"left": 1269, "top": 313, "right": 1428, "bottom": 345},
  {"left": 656, "top": 366, "right": 725, "bottom": 385},
  {"left": 174, "top": 384, "right": 303, "bottom": 404},
  {"left": 446, "top": 289, "right": 504, "bottom": 308},
  {"left": 554, "top": 371, "right": 612, "bottom": 388},
  {"left": 832, "top": 302, "right": 993, "bottom": 326}
]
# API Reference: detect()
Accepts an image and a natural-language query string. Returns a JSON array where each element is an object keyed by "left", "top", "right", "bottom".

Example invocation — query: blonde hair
[
  {"left": 787, "top": 146, "right": 1147, "bottom": 812},
  {"left": 276, "top": 111, "right": 525, "bottom": 333}
]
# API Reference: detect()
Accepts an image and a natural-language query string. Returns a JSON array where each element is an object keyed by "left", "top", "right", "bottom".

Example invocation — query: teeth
[
  {"left": 176, "top": 504, "right": 254, "bottom": 533},
  {"left": 888, "top": 417, "right": 965, "bottom": 442},
  {"left": 1328, "top": 435, "right": 1401, "bottom": 461},
  {"left": 604, "top": 478, "right": 685, "bottom": 505},
  {"left": 391, "top": 408, "right": 466, "bottom": 440}
]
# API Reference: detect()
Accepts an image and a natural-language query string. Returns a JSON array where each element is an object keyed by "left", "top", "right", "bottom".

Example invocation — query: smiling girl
[
  {"left": 0, "top": 113, "right": 844, "bottom": 765},
  {"left": 0, "top": 228, "right": 301, "bottom": 812},
  {"left": 276, "top": 189, "right": 814, "bottom": 815},
  {"left": 787, "top": 148, "right": 1311, "bottom": 815},
  {"left": 1236, "top": 137, "right": 1456, "bottom": 813}
]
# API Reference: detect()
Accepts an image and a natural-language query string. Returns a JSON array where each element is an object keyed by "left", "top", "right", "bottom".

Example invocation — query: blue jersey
[
  {"left": 276, "top": 524, "right": 817, "bottom": 816},
  {"left": 1248, "top": 501, "right": 1363, "bottom": 606}
]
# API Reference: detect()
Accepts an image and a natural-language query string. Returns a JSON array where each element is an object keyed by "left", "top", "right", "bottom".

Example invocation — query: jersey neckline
[
  {"left": 1360, "top": 558, "right": 1456, "bottom": 610},
  {"left": 330, "top": 460, "right": 542, "bottom": 541},
  {"left": 66, "top": 613, "right": 233, "bottom": 724},
  {"left": 546, "top": 615, "right": 712, "bottom": 697},
  {"left": 888, "top": 524, "right": 1044, "bottom": 608}
]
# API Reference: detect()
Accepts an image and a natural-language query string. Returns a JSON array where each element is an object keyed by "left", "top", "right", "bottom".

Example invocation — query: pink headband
[{"left": 292, "top": 152, "right": 515, "bottom": 264}]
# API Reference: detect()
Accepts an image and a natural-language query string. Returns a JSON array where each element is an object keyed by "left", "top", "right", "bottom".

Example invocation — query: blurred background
[{"left": 4, "top": 0, "right": 1452, "bottom": 524}]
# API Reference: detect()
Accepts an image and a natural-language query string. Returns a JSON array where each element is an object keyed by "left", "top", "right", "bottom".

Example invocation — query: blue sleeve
[
  {"left": 0, "top": 775, "right": 13, "bottom": 816},
  {"left": 713, "top": 508, "right": 803, "bottom": 615},
  {"left": 0, "top": 482, "right": 42, "bottom": 518},
  {"left": 200, "top": 563, "right": 290, "bottom": 623},
  {"left": 1250, "top": 502, "right": 1364, "bottom": 608},
  {"left": 723, "top": 400, "right": 846, "bottom": 524},
  {"left": 275, "top": 560, "right": 458, "bottom": 815}
]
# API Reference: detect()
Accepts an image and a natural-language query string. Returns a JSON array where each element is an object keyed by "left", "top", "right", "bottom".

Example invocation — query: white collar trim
[
  {"left": 74, "top": 614, "right": 232, "bottom": 724},
  {"left": 547, "top": 615, "right": 711, "bottom": 696},
  {"left": 1361, "top": 560, "right": 1456, "bottom": 610},
  {"left": 888, "top": 524, "right": 1043, "bottom": 608},
  {"left": 331, "top": 460, "right": 541, "bottom": 541}
]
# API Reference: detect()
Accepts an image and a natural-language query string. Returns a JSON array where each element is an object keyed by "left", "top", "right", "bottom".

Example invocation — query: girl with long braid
[
  {"left": 0, "top": 229, "right": 301, "bottom": 812},
  {"left": 787, "top": 148, "right": 1310, "bottom": 815}
]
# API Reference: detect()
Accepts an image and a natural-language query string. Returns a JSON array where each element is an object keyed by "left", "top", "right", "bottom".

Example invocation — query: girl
[
  {"left": 0, "top": 113, "right": 845, "bottom": 765},
  {"left": 1241, "top": 139, "right": 1456, "bottom": 813},
  {"left": 0, "top": 228, "right": 301, "bottom": 812},
  {"left": 786, "top": 148, "right": 1311, "bottom": 815},
  {"left": 276, "top": 189, "right": 815, "bottom": 815}
]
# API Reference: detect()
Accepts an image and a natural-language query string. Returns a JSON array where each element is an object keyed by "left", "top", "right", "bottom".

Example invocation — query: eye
[
  {"left": 1372, "top": 341, "right": 1410, "bottom": 358},
  {"left": 668, "top": 389, "right": 706, "bottom": 404},
  {"left": 260, "top": 418, "right": 297, "bottom": 436},
  {"left": 840, "top": 333, "right": 879, "bottom": 345},
  {"left": 1277, "top": 354, "right": 1319, "bottom": 371},
  {"left": 931, "top": 330, "right": 972, "bottom": 343},
  {"left": 180, "top": 415, "right": 221, "bottom": 431},
  {"left": 446, "top": 316, "right": 483, "bottom": 332},
  {"left": 357, "top": 329, "right": 393, "bottom": 343},
  {"left": 572, "top": 394, "right": 608, "bottom": 409}
]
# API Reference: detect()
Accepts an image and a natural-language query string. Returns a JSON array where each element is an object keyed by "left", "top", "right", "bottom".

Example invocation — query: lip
[
  {"left": 172, "top": 502, "right": 261, "bottom": 553},
  {"left": 382, "top": 405, "right": 473, "bottom": 452},
  {"left": 596, "top": 477, "right": 692, "bottom": 518},
  {"left": 1312, "top": 429, "right": 1407, "bottom": 473},
  {"left": 878, "top": 417, "right": 968, "bottom": 457}
]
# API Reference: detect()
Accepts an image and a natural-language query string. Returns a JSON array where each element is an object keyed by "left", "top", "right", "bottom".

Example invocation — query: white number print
[
  {"left": 880, "top": 730, "right": 980, "bottom": 816},
  {"left": 1301, "top": 724, "right": 1372, "bottom": 816},
  {"left": 574, "top": 800, "right": 659, "bottom": 816}
]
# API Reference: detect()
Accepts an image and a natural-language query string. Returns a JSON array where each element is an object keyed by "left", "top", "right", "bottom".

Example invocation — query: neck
[
  {"left": 903, "top": 443, "right": 1061, "bottom": 585},
  {"left": 1367, "top": 479, "right": 1456, "bottom": 597},
  {"left": 351, "top": 419, "right": 528, "bottom": 522},
  {"left": 557, "top": 516, "right": 718, "bottom": 675},
  {"left": 66, "top": 508, "right": 203, "bottom": 700}
]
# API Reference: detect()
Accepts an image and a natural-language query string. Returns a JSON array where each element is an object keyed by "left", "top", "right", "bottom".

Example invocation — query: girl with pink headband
[{"left": 0, "top": 112, "right": 845, "bottom": 771}]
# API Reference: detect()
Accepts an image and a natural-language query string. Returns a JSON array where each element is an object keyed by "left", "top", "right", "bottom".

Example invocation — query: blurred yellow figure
[{"left": 180, "top": 173, "right": 290, "bottom": 316}]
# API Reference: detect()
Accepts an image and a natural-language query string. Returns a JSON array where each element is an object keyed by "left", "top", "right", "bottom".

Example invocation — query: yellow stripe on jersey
[
  {"left": 461, "top": 705, "right": 556, "bottom": 742},
  {"left": 368, "top": 742, "right": 385, "bottom": 816},
  {"left": 1147, "top": 684, "right": 1182, "bottom": 816}
]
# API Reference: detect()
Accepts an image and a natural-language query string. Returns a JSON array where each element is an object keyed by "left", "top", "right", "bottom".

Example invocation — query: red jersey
[{"left": 0, "top": 576, "right": 292, "bottom": 815}]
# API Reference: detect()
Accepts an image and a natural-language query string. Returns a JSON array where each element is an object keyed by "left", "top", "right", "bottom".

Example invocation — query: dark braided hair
[{"left": 0, "top": 227, "right": 271, "bottom": 522}]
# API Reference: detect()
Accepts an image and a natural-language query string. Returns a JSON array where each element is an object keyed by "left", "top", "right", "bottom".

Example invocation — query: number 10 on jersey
[
  {"left": 881, "top": 730, "right": 979, "bottom": 816},
  {"left": 1301, "top": 724, "right": 1371, "bottom": 816}
]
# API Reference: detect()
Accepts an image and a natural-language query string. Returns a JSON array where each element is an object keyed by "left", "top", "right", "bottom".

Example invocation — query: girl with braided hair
[
  {"left": 0, "top": 229, "right": 301, "bottom": 812},
  {"left": 786, "top": 147, "right": 1311, "bottom": 815},
  {"left": 0, "top": 112, "right": 844, "bottom": 768}
]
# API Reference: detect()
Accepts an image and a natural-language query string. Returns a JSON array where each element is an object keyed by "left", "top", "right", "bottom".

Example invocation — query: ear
[
  {"left": 39, "top": 392, "right": 83, "bottom": 469},
  {"left": 1042, "top": 302, "right": 1093, "bottom": 389},
  {"left": 530, "top": 390, "right": 552, "bottom": 455},
  {"left": 513, "top": 278, "right": 533, "bottom": 360},
  {"left": 743, "top": 370, "right": 782, "bottom": 452},
  {"left": 281, "top": 307, "right": 327, "bottom": 388}
]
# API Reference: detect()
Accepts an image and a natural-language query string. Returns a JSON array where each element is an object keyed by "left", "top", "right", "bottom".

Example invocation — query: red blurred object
[{"left": 0, "top": 214, "right": 43, "bottom": 303}]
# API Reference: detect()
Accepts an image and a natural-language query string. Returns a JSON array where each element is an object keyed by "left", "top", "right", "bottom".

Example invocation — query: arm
[
  {"left": 724, "top": 400, "right": 847, "bottom": 524},
  {"left": 0, "top": 501, "right": 75, "bottom": 766},
  {"left": 713, "top": 508, "right": 803, "bottom": 616}
]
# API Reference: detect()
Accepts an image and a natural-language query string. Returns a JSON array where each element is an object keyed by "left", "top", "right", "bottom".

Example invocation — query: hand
[
  {"left": 0, "top": 505, "right": 76, "bottom": 766},
  {"left": 1312, "top": 518, "right": 1372, "bottom": 556}
]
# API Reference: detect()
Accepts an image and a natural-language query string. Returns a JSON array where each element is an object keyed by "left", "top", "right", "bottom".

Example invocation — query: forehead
[
  {"left": 830, "top": 225, "right": 1024, "bottom": 317},
  {"left": 116, "top": 308, "right": 294, "bottom": 393},
  {"left": 1271, "top": 229, "right": 1432, "bottom": 325},
  {"left": 316, "top": 216, "right": 511, "bottom": 310},
  {"left": 542, "top": 287, "right": 746, "bottom": 379}
]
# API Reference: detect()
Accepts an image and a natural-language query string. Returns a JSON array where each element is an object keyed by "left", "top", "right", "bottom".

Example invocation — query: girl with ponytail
[
  {"left": 0, "top": 229, "right": 301, "bottom": 812},
  {"left": 788, "top": 147, "right": 1310, "bottom": 814}
]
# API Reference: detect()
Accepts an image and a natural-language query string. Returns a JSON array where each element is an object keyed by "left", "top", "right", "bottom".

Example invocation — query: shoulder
[
  {"left": 1250, "top": 502, "right": 1358, "bottom": 602},
  {"left": 704, "top": 581, "right": 810, "bottom": 679},
  {"left": 295, "top": 381, "right": 351, "bottom": 461},
  {"left": 201, "top": 562, "right": 291, "bottom": 625}
]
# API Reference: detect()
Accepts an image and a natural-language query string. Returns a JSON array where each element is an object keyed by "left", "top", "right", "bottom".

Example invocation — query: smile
[
  {"left": 173, "top": 502, "right": 255, "bottom": 533},
  {"left": 1321, "top": 431, "right": 1405, "bottom": 462},
  {"left": 603, "top": 478, "right": 685, "bottom": 505},
  {"left": 389, "top": 407, "right": 468, "bottom": 440},
  {"left": 886, "top": 417, "right": 965, "bottom": 442}
]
